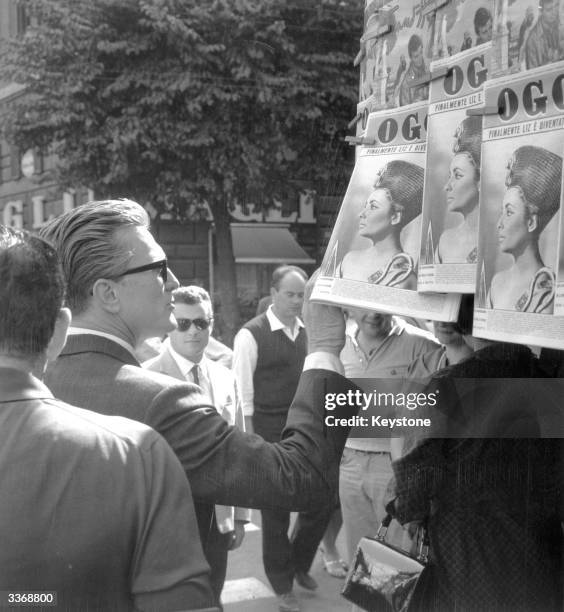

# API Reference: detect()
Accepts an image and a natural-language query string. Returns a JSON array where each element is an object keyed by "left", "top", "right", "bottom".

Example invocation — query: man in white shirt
[
  {"left": 233, "top": 267, "right": 307, "bottom": 437},
  {"left": 233, "top": 266, "right": 332, "bottom": 612},
  {"left": 144, "top": 286, "right": 250, "bottom": 607}
]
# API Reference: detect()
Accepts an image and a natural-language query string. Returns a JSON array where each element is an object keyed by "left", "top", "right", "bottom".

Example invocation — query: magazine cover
[
  {"left": 474, "top": 61, "right": 564, "bottom": 349},
  {"left": 418, "top": 45, "right": 492, "bottom": 293},
  {"left": 433, "top": 0, "right": 494, "bottom": 59},
  {"left": 312, "top": 102, "right": 460, "bottom": 321},
  {"left": 558, "top": 192, "right": 564, "bottom": 315},
  {"left": 492, "top": 0, "right": 564, "bottom": 76},
  {"left": 358, "top": 0, "right": 437, "bottom": 111}
]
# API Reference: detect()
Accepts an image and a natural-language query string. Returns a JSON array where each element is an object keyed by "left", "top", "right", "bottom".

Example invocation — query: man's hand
[
  {"left": 302, "top": 270, "right": 346, "bottom": 357},
  {"left": 228, "top": 520, "right": 246, "bottom": 551}
]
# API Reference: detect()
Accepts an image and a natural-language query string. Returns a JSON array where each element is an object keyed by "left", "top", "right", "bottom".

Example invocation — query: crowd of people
[{"left": 0, "top": 198, "right": 562, "bottom": 612}]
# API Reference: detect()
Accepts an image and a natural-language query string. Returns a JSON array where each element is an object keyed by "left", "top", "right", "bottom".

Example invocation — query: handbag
[{"left": 341, "top": 514, "right": 429, "bottom": 612}]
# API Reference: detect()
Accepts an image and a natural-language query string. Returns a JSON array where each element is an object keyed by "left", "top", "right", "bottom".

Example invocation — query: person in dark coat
[{"left": 389, "top": 337, "right": 563, "bottom": 612}]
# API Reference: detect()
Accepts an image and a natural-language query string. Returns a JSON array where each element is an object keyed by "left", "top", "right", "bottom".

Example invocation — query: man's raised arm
[{"left": 148, "top": 273, "right": 359, "bottom": 511}]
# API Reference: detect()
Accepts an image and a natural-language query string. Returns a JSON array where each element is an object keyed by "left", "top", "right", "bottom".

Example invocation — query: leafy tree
[{"left": 1, "top": 0, "right": 362, "bottom": 342}]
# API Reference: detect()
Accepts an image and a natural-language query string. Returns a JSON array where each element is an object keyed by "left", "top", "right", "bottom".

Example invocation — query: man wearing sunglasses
[
  {"left": 41, "top": 200, "right": 355, "bottom": 525},
  {"left": 144, "top": 285, "right": 250, "bottom": 605}
]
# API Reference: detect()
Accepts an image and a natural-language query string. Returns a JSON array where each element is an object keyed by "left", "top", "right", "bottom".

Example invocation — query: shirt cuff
[{"left": 303, "top": 352, "right": 344, "bottom": 375}]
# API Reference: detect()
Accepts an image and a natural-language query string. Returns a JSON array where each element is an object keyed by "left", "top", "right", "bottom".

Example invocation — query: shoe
[
  {"left": 277, "top": 590, "right": 300, "bottom": 612},
  {"left": 322, "top": 555, "right": 348, "bottom": 578},
  {"left": 295, "top": 570, "right": 318, "bottom": 590}
]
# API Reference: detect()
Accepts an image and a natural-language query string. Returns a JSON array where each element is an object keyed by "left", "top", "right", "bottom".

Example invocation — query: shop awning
[{"left": 231, "top": 223, "right": 315, "bottom": 264}]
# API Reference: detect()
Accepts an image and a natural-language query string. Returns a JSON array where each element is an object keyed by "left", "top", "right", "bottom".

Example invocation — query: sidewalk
[{"left": 223, "top": 515, "right": 352, "bottom": 612}]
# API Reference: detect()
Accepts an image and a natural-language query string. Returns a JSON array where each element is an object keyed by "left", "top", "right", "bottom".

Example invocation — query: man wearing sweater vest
[{"left": 233, "top": 266, "right": 331, "bottom": 612}]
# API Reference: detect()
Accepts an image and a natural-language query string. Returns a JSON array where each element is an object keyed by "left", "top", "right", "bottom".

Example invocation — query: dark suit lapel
[{"left": 61, "top": 334, "right": 140, "bottom": 366}]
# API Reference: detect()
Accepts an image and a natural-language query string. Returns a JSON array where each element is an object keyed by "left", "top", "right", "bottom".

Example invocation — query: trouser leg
[
  {"left": 205, "top": 521, "right": 230, "bottom": 605},
  {"left": 339, "top": 449, "right": 392, "bottom": 564},
  {"left": 194, "top": 502, "right": 229, "bottom": 608},
  {"left": 253, "top": 411, "right": 295, "bottom": 594},
  {"left": 290, "top": 503, "right": 335, "bottom": 573},
  {"left": 261, "top": 507, "right": 294, "bottom": 594},
  {"left": 339, "top": 449, "right": 396, "bottom": 612}
]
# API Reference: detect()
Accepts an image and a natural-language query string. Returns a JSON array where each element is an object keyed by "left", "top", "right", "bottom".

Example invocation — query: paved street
[{"left": 223, "top": 513, "right": 352, "bottom": 612}]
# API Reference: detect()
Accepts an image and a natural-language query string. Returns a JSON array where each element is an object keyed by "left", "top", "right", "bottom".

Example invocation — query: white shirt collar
[
  {"left": 166, "top": 338, "right": 208, "bottom": 379},
  {"left": 266, "top": 304, "right": 305, "bottom": 335},
  {"left": 68, "top": 327, "right": 137, "bottom": 359}
]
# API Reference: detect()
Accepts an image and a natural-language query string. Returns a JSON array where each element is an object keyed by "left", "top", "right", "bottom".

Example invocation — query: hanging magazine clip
[
  {"left": 466, "top": 105, "right": 499, "bottom": 116},
  {"left": 410, "top": 65, "right": 449, "bottom": 88},
  {"left": 353, "top": 47, "right": 365, "bottom": 67},
  {"left": 422, "top": 0, "right": 450, "bottom": 16},
  {"left": 345, "top": 136, "right": 376, "bottom": 146},
  {"left": 347, "top": 113, "right": 363, "bottom": 130},
  {"left": 360, "top": 25, "right": 392, "bottom": 44}
]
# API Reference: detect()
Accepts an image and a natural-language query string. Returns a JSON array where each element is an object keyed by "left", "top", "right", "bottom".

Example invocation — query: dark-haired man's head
[
  {"left": 0, "top": 226, "right": 70, "bottom": 373},
  {"left": 169, "top": 286, "right": 213, "bottom": 364}
]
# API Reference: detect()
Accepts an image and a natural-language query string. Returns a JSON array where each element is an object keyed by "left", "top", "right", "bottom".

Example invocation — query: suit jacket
[
  {"left": 0, "top": 367, "right": 214, "bottom": 612},
  {"left": 144, "top": 347, "right": 252, "bottom": 532},
  {"left": 46, "top": 333, "right": 356, "bottom": 511}
]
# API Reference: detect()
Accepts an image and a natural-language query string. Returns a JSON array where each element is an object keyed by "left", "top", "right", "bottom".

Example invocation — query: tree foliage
[
  {"left": 1, "top": 0, "right": 363, "bottom": 339},
  {"left": 2, "top": 0, "right": 362, "bottom": 209}
]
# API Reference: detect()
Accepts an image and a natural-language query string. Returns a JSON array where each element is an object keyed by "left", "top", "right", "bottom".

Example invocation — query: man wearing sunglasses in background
[
  {"left": 144, "top": 285, "right": 250, "bottom": 605},
  {"left": 40, "top": 199, "right": 356, "bottom": 606}
]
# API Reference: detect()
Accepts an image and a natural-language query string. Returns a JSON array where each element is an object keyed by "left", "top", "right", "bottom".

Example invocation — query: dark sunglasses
[
  {"left": 175, "top": 317, "right": 213, "bottom": 332},
  {"left": 120, "top": 258, "right": 168, "bottom": 282}
]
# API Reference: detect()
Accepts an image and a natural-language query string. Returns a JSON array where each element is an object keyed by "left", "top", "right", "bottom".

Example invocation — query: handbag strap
[
  {"left": 376, "top": 512, "right": 393, "bottom": 539},
  {"left": 377, "top": 513, "right": 430, "bottom": 563},
  {"left": 416, "top": 523, "right": 430, "bottom": 563}
]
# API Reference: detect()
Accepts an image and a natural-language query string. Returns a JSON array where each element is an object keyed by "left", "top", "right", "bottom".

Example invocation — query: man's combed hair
[
  {"left": 39, "top": 199, "right": 149, "bottom": 313},
  {"left": 271, "top": 265, "right": 308, "bottom": 290},
  {"left": 0, "top": 226, "right": 65, "bottom": 358},
  {"left": 172, "top": 286, "right": 214, "bottom": 326},
  {"left": 173, "top": 286, "right": 212, "bottom": 308}
]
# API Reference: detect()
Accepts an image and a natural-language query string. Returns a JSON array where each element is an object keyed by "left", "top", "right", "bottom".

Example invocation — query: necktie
[{"left": 190, "top": 364, "right": 200, "bottom": 386}]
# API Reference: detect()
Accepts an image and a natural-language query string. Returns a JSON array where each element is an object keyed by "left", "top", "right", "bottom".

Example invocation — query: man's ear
[
  {"left": 92, "top": 278, "right": 121, "bottom": 313},
  {"left": 46, "top": 307, "right": 71, "bottom": 362}
]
